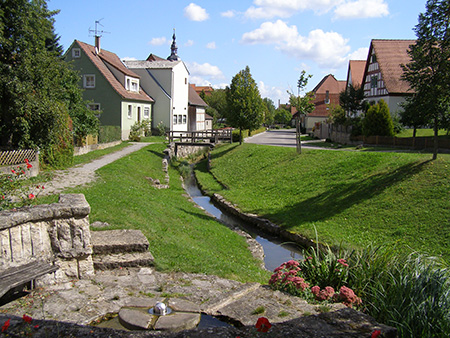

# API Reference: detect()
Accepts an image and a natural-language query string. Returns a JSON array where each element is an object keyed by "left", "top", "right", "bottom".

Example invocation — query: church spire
[{"left": 168, "top": 29, "right": 180, "bottom": 61}]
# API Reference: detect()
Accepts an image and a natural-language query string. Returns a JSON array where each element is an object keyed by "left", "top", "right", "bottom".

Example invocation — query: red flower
[
  {"left": 23, "top": 314, "right": 32, "bottom": 323},
  {"left": 371, "top": 329, "right": 382, "bottom": 338},
  {"left": 26, "top": 163, "right": 33, "bottom": 169},
  {"left": 2, "top": 319, "right": 10, "bottom": 332},
  {"left": 34, "top": 325, "right": 39, "bottom": 329},
  {"left": 28, "top": 193, "right": 35, "bottom": 200},
  {"left": 11, "top": 169, "right": 15, "bottom": 174},
  {"left": 25, "top": 158, "right": 29, "bottom": 163},
  {"left": 255, "top": 317, "right": 272, "bottom": 332}
]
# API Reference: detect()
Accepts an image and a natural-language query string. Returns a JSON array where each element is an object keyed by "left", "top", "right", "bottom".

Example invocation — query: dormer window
[{"left": 125, "top": 76, "right": 139, "bottom": 92}]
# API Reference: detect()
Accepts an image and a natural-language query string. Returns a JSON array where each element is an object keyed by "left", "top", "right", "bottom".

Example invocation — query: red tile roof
[
  {"left": 76, "top": 40, "right": 153, "bottom": 103},
  {"left": 348, "top": 60, "right": 366, "bottom": 88},
  {"left": 368, "top": 39, "right": 415, "bottom": 94}
]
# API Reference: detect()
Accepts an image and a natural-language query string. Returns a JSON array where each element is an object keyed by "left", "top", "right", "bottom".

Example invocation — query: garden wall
[
  {"left": 0, "top": 194, "right": 94, "bottom": 285},
  {"left": 74, "top": 140, "right": 122, "bottom": 156}
]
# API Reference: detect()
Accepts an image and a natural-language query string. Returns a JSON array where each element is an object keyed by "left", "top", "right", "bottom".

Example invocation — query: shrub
[
  {"left": 269, "top": 260, "right": 310, "bottom": 297},
  {"left": 156, "top": 121, "right": 166, "bottom": 136},
  {"left": 129, "top": 122, "right": 143, "bottom": 142},
  {"left": 98, "top": 125, "right": 121, "bottom": 143},
  {"left": 362, "top": 99, "right": 394, "bottom": 137}
]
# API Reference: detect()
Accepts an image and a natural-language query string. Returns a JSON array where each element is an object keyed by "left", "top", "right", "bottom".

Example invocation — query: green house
[{"left": 65, "top": 39, "right": 154, "bottom": 141}]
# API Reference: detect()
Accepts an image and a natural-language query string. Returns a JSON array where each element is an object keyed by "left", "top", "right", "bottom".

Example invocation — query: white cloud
[
  {"left": 241, "top": 20, "right": 351, "bottom": 68},
  {"left": 206, "top": 41, "right": 216, "bottom": 49},
  {"left": 185, "top": 40, "right": 194, "bottom": 47},
  {"left": 121, "top": 57, "right": 137, "bottom": 61},
  {"left": 348, "top": 47, "right": 369, "bottom": 60},
  {"left": 149, "top": 37, "right": 167, "bottom": 46},
  {"left": 243, "top": 0, "right": 389, "bottom": 19},
  {"left": 334, "top": 0, "right": 389, "bottom": 19},
  {"left": 259, "top": 81, "right": 288, "bottom": 103},
  {"left": 184, "top": 3, "right": 209, "bottom": 21},
  {"left": 221, "top": 10, "right": 236, "bottom": 18},
  {"left": 186, "top": 62, "right": 225, "bottom": 81}
]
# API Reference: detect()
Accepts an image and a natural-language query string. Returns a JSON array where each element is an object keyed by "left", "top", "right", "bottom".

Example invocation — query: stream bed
[{"left": 184, "top": 175, "right": 303, "bottom": 271}]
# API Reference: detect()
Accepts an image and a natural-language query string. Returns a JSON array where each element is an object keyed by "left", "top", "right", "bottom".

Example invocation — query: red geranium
[
  {"left": 23, "top": 314, "right": 32, "bottom": 324},
  {"left": 371, "top": 329, "right": 382, "bottom": 338},
  {"left": 2, "top": 319, "right": 10, "bottom": 332},
  {"left": 255, "top": 317, "right": 272, "bottom": 332}
]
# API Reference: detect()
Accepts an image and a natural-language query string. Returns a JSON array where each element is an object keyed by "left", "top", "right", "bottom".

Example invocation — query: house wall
[
  {"left": 368, "top": 95, "right": 406, "bottom": 116},
  {"left": 305, "top": 116, "right": 328, "bottom": 133},
  {"left": 196, "top": 107, "right": 206, "bottom": 131},
  {"left": 120, "top": 102, "right": 152, "bottom": 140},
  {"left": 171, "top": 63, "right": 189, "bottom": 133},
  {"left": 66, "top": 43, "right": 122, "bottom": 128}
]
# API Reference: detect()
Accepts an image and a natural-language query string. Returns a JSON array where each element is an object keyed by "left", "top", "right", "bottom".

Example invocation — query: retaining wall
[{"left": 0, "top": 194, "right": 94, "bottom": 285}]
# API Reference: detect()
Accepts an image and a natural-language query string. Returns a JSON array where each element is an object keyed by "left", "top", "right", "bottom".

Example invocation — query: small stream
[{"left": 184, "top": 175, "right": 303, "bottom": 271}]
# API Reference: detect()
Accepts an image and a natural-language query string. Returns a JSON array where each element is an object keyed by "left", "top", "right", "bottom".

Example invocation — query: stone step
[
  {"left": 91, "top": 229, "right": 149, "bottom": 254},
  {"left": 93, "top": 251, "right": 155, "bottom": 270}
]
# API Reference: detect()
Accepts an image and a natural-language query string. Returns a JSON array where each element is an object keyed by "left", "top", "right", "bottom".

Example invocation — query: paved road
[
  {"left": 41, "top": 142, "right": 152, "bottom": 196},
  {"left": 245, "top": 129, "right": 297, "bottom": 147}
]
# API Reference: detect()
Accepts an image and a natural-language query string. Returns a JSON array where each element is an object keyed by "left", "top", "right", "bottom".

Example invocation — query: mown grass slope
[{"left": 195, "top": 143, "right": 450, "bottom": 261}]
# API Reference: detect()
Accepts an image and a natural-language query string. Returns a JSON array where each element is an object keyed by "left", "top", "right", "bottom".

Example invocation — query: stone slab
[
  {"left": 91, "top": 230, "right": 149, "bottom": 254},
  {"left": 93, "top": 251, "right": 154, "bottom": 270},
  {"left": 154, "top": 312, "right": 201, "bottom": 332},
  {"left": 118, "top": 308, "right": 153, "bottom": 330}
]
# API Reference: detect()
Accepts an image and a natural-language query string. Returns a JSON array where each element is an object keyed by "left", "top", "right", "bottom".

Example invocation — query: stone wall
[
  {"left": 74, "top": 140, "right": 122, "bottom": 156},
  {"left": 0, "top": 194, "right": 94, "bottom": 284}
]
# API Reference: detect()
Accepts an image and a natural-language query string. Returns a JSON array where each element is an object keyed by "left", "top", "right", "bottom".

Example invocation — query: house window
[
  {"left": 371, "top": 54, "right": 377, "bottom": 63},
  {"left": 173, "top": 115, "right": 178, "bottom": 125},
  {"left": 87, "top": 103, "right": 101, "bottom": 118},
  {"left": 127, "top": 105, "right": 132, "bottom": 119},
  {"left": 125, "top": 76, "right": 139, "bottom": 92},
  {"left": 72, "top": 48, "right": 81, "bottom": 58},
  {"left": 83, "top": 75, "right": 95, "bottom": 88},
  {"left": 131, "top": 81, "right": 138, "bottom": 92},
  {"left": 182, "top": 115, "right": 186, "bottom": 124},
  {"left": 143, "top": 107, "right": 150, "bottom": 119},
  {"left": 126, "top": 78, "right": 130, "bottom": 90},
  {"left": 370, "top": 75, "right": 378, "bottom": 88},
  {"left": 325, "top": 90, "right": 330, "bottom": 104},
  {"left": 178, "top": 115, "right": 182, "bottom": 124}
]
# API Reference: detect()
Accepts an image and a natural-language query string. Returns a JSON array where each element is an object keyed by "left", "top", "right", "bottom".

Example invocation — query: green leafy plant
[{"left": 156, "top": 121, "right": 166, "bottom": 136}]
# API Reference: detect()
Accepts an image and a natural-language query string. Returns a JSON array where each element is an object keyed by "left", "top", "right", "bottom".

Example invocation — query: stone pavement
[
  {"left": 40, "top": 142, "right": 152, "bottom": 196},
  {"left": 0, "top": 267, "right": 396, "bottom": 337}
]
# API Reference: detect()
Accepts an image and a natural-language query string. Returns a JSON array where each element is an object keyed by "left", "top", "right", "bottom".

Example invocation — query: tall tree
[
  {"left": 201, "top": 88, "right": 228, "bottom": 127},
  {"left": 402, "top": 0, "right": 450, "bottom": 160},
  {"left": 262, "top": 97, "right": 276, "bottom": 126},
  {"left": 288, "top": 71, "right": 315, "bottom": 154},
  {"left": 226, "top": 66, "right": 264, "bottom": 144},
  {"left": 0, "top": 0, "right": 98, "bottom": 166}
]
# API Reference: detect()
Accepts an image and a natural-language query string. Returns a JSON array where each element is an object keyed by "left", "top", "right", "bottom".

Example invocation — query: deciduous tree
[
  {"left": 226, "top": 66, "right": 264, "bottom": 144},
  {"left": 402, "top": 0, "right": 450, "bottom": 159}
]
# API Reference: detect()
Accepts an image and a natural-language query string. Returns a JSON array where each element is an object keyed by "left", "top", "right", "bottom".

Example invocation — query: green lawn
[
  {"left": 65, "top": 143, "right": 269, "bottom": 283},
  {"left": 195, "top": 143, "right": 450, "bottom": 262},
  {"left": 396, "top": 128, "right": 450, "bottom": 138}
]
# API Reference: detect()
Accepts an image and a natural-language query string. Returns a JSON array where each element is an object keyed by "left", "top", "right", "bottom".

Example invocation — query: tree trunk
[
  {"left": 239, "top": 128, "right": 242, "bottom": 145},
  {"left": 412, "top": 127, "right": 416, "bottom": 148},
  {"left": 433, "top": 116, "right": 438, "bottom": 160},
  {"left": 296, "top": 117, "right": 302, "bottom": 154}
]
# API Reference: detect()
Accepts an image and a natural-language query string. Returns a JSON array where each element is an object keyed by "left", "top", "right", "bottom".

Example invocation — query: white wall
[
  {"left": 120, "top": 101, "right": 152, "bottom": 140},
  {"left": 171, "top": 63, "right": 189, "bottom": 132}
]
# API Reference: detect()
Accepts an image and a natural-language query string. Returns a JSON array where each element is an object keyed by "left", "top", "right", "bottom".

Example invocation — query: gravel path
[{"left": 41, "top": 143, "right": 152, "bottom": 196}]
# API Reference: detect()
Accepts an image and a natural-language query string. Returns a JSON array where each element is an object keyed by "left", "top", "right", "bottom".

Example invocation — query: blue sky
[{"left": 48, "top": 0, "right": 426, "bottom": 104}]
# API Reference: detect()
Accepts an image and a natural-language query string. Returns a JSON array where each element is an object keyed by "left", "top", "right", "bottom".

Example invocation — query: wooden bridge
[
  {"left": 167, "top": 129, "right": 232, "bottom": 145},
  {"left": 167, "top": 130, "right": 233, "bottom": 157}
]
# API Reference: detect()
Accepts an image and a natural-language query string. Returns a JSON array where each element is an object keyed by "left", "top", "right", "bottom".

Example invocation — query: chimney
[{"left": 95, "top": 35, "right": 101, "bottom": 54}]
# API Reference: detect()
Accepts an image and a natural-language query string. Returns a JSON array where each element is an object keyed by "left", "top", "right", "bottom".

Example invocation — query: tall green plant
[{"left": 362, "top": 99, "right": 394, "bottom": 136}]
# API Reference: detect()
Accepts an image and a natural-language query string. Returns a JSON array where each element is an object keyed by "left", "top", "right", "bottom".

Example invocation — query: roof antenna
[{"left": 89, "top": 19, "right": 110, "bottom": 54}]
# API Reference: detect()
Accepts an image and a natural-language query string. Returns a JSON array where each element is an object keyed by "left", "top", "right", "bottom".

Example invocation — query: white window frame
[
  {"left": 182, "top": 115, "right": 186, "bottom": 124},
  {"left": 178, "top": 115, "right": 182, "bottom": 124},
  {"left": 127, "top": 105, "right": 133, "bottom": 119},
  {"left": 72, "top": 48, "right": 81, "bottom": 58},
  {"left": 173, "top": 115, "right": 178, "bottom": 125},
  {"left": 143, "top": 107, "right": 150, "bottom": 119},
  {"left": 125, "top": 76, "right": 139, "bottom": 92},
  {"left": 83, "top": 74, "right": 95, "bottom": 89}
]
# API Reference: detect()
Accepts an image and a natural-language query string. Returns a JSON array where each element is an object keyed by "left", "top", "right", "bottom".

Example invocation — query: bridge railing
[{"left": 167, "top": 129, "right": 232, "bottom": 144}]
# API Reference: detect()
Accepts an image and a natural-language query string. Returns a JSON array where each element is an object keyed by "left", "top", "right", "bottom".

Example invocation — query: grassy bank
[
  {"left": 195, "top": 143, "right": 450, "bottom": 261},
  {"left": 64, "top": 143, "right": 269, "bottom": 283}
]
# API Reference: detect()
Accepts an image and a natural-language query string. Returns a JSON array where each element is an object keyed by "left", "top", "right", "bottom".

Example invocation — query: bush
[
  {"left": 99, "top": 126, "right": 121, "bottom": 143},
  {"left": 362, "top": 99, "right": 394, "bottom": 137},
  {"left": 129, "top": 122, "right": 143, "bottom": 142},
  {"left": 156, "top": 121, "right": 166, "bottom": 136}
]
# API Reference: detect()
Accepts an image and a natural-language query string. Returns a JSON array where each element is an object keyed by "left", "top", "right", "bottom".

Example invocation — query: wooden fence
[
  {"left": 352, "top": 135, "right": 450, "bottom": 150},
  {"left": 0, "top": 149, "right": 38, "bottom": 166},
  {"left": 167, "top": 130, "right": 232, "bottom": 144}
]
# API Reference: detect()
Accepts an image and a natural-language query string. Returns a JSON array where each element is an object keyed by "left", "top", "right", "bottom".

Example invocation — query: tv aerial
[{"left": 89, "top": 18, "right": 110, "bottom": 37}]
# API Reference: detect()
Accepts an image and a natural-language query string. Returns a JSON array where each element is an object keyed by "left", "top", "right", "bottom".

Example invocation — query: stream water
[{"left": 184, "top": 175, "right": 303, "bottom": 271}]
